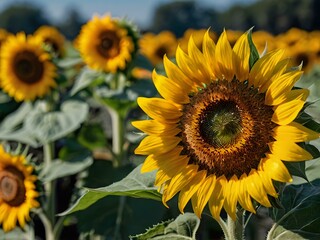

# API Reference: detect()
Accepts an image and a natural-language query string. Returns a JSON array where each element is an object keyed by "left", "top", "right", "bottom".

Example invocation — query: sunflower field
[{"left": 0, "top": 1, "right": 319, "bottom": 240}]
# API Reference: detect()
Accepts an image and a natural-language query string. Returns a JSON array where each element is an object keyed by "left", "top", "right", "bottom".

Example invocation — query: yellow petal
[
  {"left": 132, "top": 120, "right": 180, "bottom": 136},
  {"left": 202, "top": 30, "right": 217, "bottom": 79},
  {"left": 260, "top": 155, "right": 292, "bottom": 182},
  {"left": 246, "top": 170, "right": 271, "bottom": 207},
  {"left": 209, "top": 176, "right": 226, "bottom": 220},
  {"left": 153, "top": 69, "right": 190, "bottom": 104},
  {"left": 272, "top": 100, "right": 305, "bottom": 125},
  {"left": 282, "top": 89, "right": 309, "bottom": 103},
  {"left": 233, "top": 31, "right": 250, "bottom": 81},
  {"left": 215, "top": 30, "right": 235, "bottom": 81},
  {"left": 259, "top": 58, "right": 291, "bottom": 93},
  {"left": 237, "top": 174, "right": 256, "bottom": 213},
  {"left": 135, "top": 135, "right": 181, "bottom": 155},
  {"left": 223, "top": 175, "right": 239, "bottom": 220},
  {"left": 249, "top": 49, "right": 285, "bottom": 88},
  {"left": 268, "top": 140, "right": 313, "bottom": 161},
  {"left": 187, "top": 36, "right": 211, "bottom": 84},
  {"left": 258, "top": 170, "right": 277, "bottom": 197},
  {"left": 273, "top": 122, "right": 320, "bottom": 142},
  {"left": 137, "top": 97, "right": 182, "bottom": 124},
  {"left": 191, "top": 175, "right": 216, "bottom": 217},
  {"left": 178, "top": 170, "right": 206, "bottom": 213},
  {"left": 176, "top": 46, "right": 205, "bottom": 86},
  {"left": 162, "top": 164, "right": 199, "bottom": 207},
  {"left": 163, "top": 55, "right": 196, "bottom": 90},
  {"left": 265, "top": 71, "right": 303, "bottom": 106}
]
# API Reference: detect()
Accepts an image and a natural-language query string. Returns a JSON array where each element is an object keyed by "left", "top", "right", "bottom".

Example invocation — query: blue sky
[{"left": 0, "top": 0, "right": 258, "bottom": 28}]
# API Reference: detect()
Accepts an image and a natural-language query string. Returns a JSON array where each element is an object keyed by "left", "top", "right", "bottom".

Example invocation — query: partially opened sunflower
[{"left": 133, "top": 29, "right": 319, "bottom": 220}]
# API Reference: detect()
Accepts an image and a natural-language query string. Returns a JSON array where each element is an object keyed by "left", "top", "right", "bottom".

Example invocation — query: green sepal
[{"left": 247, "top": 28, "right": 260, "bottom": 70}]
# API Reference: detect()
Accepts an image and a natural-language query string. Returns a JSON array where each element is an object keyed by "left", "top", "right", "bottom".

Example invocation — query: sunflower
[
  {"left": 0, "top": 32, "right": 57, "bottom": 102},
  {"left": 77, "top": 15, "right": 134, "bottom": 73},
  {"left": 0, "top": 145, "right": 40, "bottom": 232},
  {"left": 34, "top": 25, "right": 65, "bottom": 57},
  {"left": 252, "top": 30, "right": 277, "bottom": 54},
  {"left": 133, "top": 29, "right": 319, "bottom": 220},
  {"left": 139, "top": 31, "right": 178, "bottom": 66}
]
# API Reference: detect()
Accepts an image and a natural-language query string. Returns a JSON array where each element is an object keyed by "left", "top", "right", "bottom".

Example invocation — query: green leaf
[
  {"left": 0, "top": 225, "right": 35, "bottom": 240},
  {"left": 284, "top": 161, "right": 308, "bottom": 182},
  {"left": 24, "top": 100, "right": 89, "bottom": 144},
  {"left": 247, "top": 29, "right": 260, "bottom": 69},
  {"left": 0, "top": 102, "right": 38, "bottom": 147},
  {"left": 70, "top": 67, "right": 102, "bottom": 96},
  {"left": 60, "top": 164, "right": 161, "bottom": 215},
  {"left": 77, "top": 124, "right": 107, "bottom": 151},
  {"left": 269, "top": 179, "right": 320, "bottom": 239},
  {"left": 269, "top": 225, "right": 306, "bottom": 240},
  {"left": 57, "top": 57, "right": 83, "bottom": 68},
  {"left": 130, "top": 213, "right": 200, "bottom": 240}
]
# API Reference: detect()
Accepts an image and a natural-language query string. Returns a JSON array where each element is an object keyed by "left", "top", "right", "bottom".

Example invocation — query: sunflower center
[
  {"left": 181, "top": 79, "right": 275, "bottom": 179},
  {"left": 13, "top": 51, "right": 44, "bottom": 84},
  {"left": 199, "top": 101, "right": 242, "bottom": 147},
  {"left": 155, "top": 46, "right": 167, "bottom": 59},
  {"left": 97, "top": 31, "right": 120, "bottom": 59},
  {"left": 44, "top": 38, "right": 60, "bottom": 54},
  {"left": 0, "top": 166, "right": 26, "bottom": 206}
]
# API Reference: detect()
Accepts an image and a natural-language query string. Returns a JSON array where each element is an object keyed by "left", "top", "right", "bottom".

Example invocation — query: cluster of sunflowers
[{"left": 0, "top": 13, "right": 319, "bottom": 240}]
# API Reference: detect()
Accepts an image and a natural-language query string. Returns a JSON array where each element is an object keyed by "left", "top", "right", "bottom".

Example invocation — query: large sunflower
[
  {"left": 0, "top": 145, "right": 40, "bottom": 232},
  {"left": 0, "top": 32, "right": 57, "bottom": 102},
  {"left": 77, "top": 15, "right": 134, "bottom": 73},
  {"left": 34, "top": 25, "right": 65, "bottom": 57},
  {"left": 133, "top": 29, "right": 319, "bottom": 220}
]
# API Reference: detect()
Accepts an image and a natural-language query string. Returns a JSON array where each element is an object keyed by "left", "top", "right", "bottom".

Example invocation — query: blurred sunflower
[
  {"left": 34, "top": 25, "right": 65, "bottom": 57},
  {"left": 276, "top": 28, "right": 308, "bottom": 49},
  {"left": 133, "top": 29, "right": 319, "bottom": 220},
  {"left": 225, "top": 29, "right": 243, "bottom": 47},
  {"left": 77, "top": 15, "right": 134, "bottom": 73},
  {"left": 0, "top": 145, "right": 40, "bottom": 232},
  {"left": 0, "top": 32, "right": 57, "bottom": 102},
  {"left": 139, "top": 31, "right": 178, "bottom": 66},
  {"left": 179, "top": 28, "right": 217, "bottom": 53},
  {"left": 252, "top": 30, "right": 277, "bottom": 54}
]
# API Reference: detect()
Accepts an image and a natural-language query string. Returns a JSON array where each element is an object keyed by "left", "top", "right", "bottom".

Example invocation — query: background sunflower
[{"left": 0, "top": 32, "right": 56, "bottom": 102}]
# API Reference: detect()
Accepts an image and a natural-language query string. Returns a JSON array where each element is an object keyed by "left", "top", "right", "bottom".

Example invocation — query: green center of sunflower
[
  {"left": 0, "top": 166, "right": 26, "bottom": 206},
  {"left": 13, "top": 50, "right": 44, "bottom": 84},
  {"left": 97, "top": 31, "right": 120, "bottom": 59},
  {"left": 181, "top": 79, "right": 275, "bottom": 179},
  {"left": 199, "top": 101, "right": 242, "bottom": 147},
  {"left": 44, "top": 38, "right": 60, "bottom": 55}
]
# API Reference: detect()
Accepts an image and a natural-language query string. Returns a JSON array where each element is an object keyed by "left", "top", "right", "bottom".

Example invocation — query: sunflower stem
[
  {"left": 105, "top": 105, "right": 125, "bottom": 167},
  {"left": 227, "top": 208, "right": 245, "bottom": 240},
  {"left": 36, "top": 209, "right": 55, "bottom": 240},
  {"left": 43, "top": 142, "right": 56, "bottom": 235}
]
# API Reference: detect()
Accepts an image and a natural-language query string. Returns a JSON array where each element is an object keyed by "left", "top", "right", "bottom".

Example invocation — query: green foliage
[
  {"left": 130, "top": 213, "right": 200, "bottom": 240},
  {"left": 61, "top": 164, "right": 161, "bottom": 215},
  {"left": 269, "top": 179, "right": 320, "bottom": 239}
]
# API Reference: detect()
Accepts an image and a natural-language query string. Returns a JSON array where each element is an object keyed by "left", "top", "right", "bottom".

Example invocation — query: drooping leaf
[
  {"left": 70, "top": 67, "right": 102, "bottom": 96},
  {"left": 269, "top": 225, "right": 306, "bottom": 240},
  {"left": 269, "top": 179, "right": 320, "bottom": 239},
  {"left": 60, "top": 164, "right": 161, "bottom": 215},
  {"left": 24, "top": 100, "right": 89, "bottom": 144},
  {"left": 130, "top": 213, "right": 200, "bottom": 240}
]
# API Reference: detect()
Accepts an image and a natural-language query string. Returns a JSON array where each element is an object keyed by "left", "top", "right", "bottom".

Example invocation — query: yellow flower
[
  {"left": 34, "top": 25, "right": 65, "bottom": 57},
  {"left": 179, "top": 28, "right": 217, "bottom": 53},
  {"left": 0, "top": 145, "right": 40, "bottom": 232},
  {"left": 133, "top": 29, "right": 319, "bottom": 220},
  {"left": 139, "top": 31, "right": 178, "bottom": 66},
  {"left": 0, "top": 32, "right": 57, "bottom": 102},
  {"left": 77, "top": 15, "right": 134, "bottom": 73}
]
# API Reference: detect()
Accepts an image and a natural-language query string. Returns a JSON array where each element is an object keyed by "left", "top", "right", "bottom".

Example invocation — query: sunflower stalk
[
  {"left": 43, "top": 142, "right": 58, "bottom": 239},
  {"left": 226, "top": 208, "right": 245, "bottom": 240}
]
